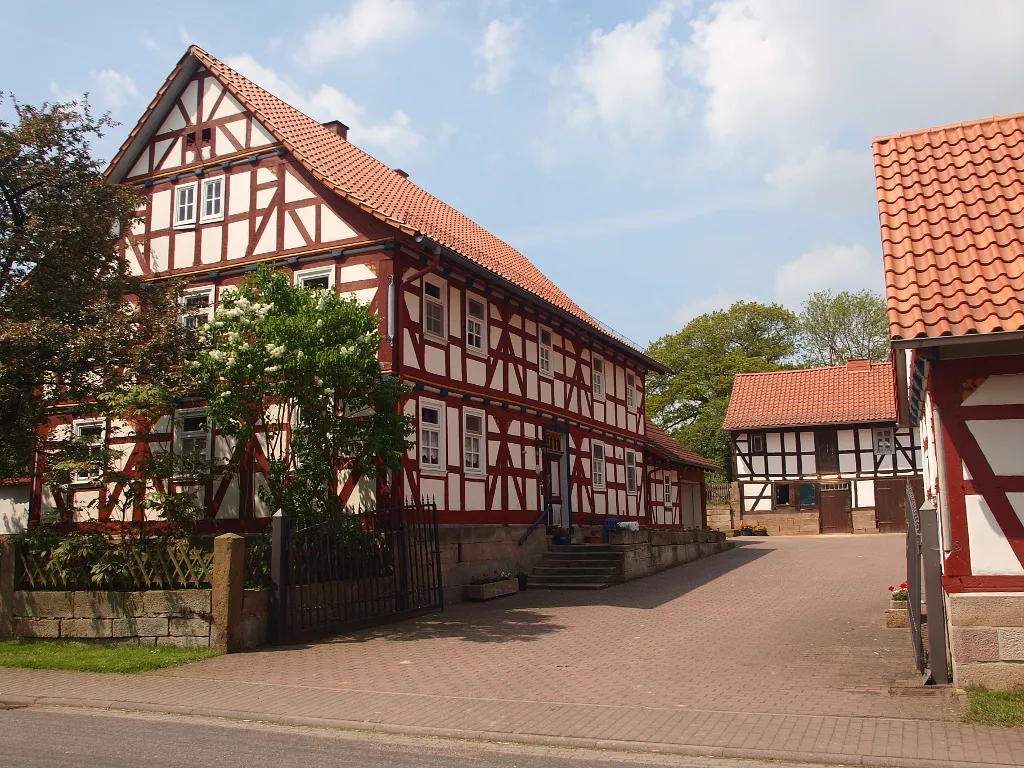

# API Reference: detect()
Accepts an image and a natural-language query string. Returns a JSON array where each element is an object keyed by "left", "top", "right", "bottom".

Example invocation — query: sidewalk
[
  {"left": 1, "top": 666, "right": 1022, "bottom": 767},
  {"left": 2, "top": 537, "right": 1022, "bottom": 767}
]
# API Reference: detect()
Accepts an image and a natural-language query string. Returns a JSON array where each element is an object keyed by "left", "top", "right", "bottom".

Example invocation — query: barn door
[
  {"left": 874, "top": 477, "right": 921, "bottom": 533},
  {"left": 815, "top": 429, "right": 840, "bottom": 474},
  {"left": 819, "top": 482, "right": 852, "bottom": 533}
]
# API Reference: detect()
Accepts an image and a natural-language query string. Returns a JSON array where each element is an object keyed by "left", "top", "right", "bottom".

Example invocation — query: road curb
[{"left": 1, "top": 695, "right": 1017, "bottom": 768}]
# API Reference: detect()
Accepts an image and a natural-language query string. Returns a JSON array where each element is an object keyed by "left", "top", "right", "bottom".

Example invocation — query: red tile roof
[
  {"left": 721, "top": 362, "right": 897, "bottom": 430},
  {"left": 110, "top": 46, "right": 649, "bottom": 350},
  {"left": 644, "top": 418, "right": 719, "bottom": 471},
  {"left": 874, "top": 112, "right": 1024, "bottom": 341}
]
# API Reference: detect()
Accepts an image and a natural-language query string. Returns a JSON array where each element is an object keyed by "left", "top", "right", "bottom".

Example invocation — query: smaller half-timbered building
[{"left": 723, "top": 360, "right": 923, "bottom": 535}]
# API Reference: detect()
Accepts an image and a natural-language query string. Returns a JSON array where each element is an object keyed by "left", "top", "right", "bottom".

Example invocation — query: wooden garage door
[
  {"left": 819, "top": 483, "right": 852, "bottom": 533},
  {"left": 874, "top": 476, "right": 924, "bottom": 533}
]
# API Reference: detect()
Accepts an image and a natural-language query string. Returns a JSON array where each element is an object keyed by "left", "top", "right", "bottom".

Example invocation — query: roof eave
[{"left": 723, "top": 417, "right": 899, "bottom": 431}]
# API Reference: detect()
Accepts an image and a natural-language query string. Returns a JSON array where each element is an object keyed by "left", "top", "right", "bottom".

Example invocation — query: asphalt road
[{"left": 0, "top": 706, "right": 821, "bottom": 768}]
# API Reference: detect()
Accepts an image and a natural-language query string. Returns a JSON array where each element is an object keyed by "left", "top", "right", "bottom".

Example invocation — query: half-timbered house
[
  {"left": 876, "top": 111, "right": 1024, "bottom": 688},
  {"left": 722, "top": 361, "right": 923, "bottom": 535},
  {"left": 26, "top": 45, "right": 716, "bottom": 540}
]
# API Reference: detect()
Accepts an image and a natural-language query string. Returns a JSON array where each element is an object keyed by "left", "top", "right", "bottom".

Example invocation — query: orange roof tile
[
  {"left": 873, "top": 112, "right": 1024, "bottom": 341},
  {"left": 644, "top": 418, "right": 719, "bottom": 471},
  {"left": 109, "top": 47, "right": 655, "bottom": 356},
  {"left": 721, "top": 362, "right": 897, "bottom": 430}
]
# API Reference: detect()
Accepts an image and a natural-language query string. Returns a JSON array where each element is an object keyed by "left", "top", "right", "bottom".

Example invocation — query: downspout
[{"left": 931, "top": 377, "right": 953, "bottom": 557}]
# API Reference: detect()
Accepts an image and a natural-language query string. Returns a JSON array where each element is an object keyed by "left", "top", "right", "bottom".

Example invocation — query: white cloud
[
  {"left": 565, "top": 1, "right": 684, "bottom": 135},
  {"left": 673, "top": 291, "right": 753, "bottom": 325},
  {"left": 90, "top": 69, "right": 138, "bottom": 108},
  {"left": 178, "top": 25, "right": 192, "bottom": 46},
  {"left": 142, "top": 37, "right": 160, "bottom": 52},
  {"left": 48, "top": 81, "right": 79, "bottom": 103},
  {"left": 764, "top": 145, "right": 874, "bottom": 211},
  {"left": 474, "top": 18, "right": 522, "bottom": 94},
  {"left": 683, "top": 0, "right": 1024, "bottom": 147},
  {"left": 299, "top": 0, "right": 419, "bottom": 68},
  {"left": 226, "top": 55, "right": 421, "bottom": 156},
  {"left": 774, "top": 243, "right": 882, "bottom": 306}
]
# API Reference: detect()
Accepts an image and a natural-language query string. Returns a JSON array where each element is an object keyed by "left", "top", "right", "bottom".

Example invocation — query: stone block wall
[
  {"left": 706, "top": 504, "right": 734, "bottom": 533},
  {"left": 852, "top": 510, "right": 879, "bottom": 534},
  {"left": 438, "top": 525, "right": 547, "bottom": 604},
  {"left": 740, "top": 512, "right": 820, "bottom": 535},
  {"left": 13, "top": 589, "right": 213, "bottom": 647},
  {"left": 11, "top": 588, "right": 270, "bottom": 648},
  {"left": 946, "top": 591, "right": 1024, "bottom": 689},
  {"left": 621, "top": 531, "right": 730, "bottom": 581}
]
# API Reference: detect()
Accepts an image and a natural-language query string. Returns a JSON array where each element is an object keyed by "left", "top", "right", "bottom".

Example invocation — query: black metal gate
[
  {"left": 904, "top": 482, "right": 950, "bottom": 684},
  {"left": 270, "top": 500, "right": 443, "bottom": 644}
]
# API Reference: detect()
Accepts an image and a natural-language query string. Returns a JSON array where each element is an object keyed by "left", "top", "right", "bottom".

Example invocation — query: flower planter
[
  {"left": 754, "top": 529, "right": 768, "bottom": 536},
  {"left": 583, "top": 535, "right": 602, "bottom": 544},
  {"left": 464, "top": 577, "right": 519, "bottom": 601},
  {"left": 889, "top": 598, "right": 908, "bottom": 609}
]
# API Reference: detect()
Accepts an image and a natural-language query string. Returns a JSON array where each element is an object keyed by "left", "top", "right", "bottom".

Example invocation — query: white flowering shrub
[{"left": 189, "top": 266, "right": 411, "bottom": 525}]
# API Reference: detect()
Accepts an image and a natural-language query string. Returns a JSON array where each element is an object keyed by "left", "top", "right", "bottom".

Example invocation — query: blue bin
[{"left": 602, "top": 517, "right": 621, "bottom": 543}]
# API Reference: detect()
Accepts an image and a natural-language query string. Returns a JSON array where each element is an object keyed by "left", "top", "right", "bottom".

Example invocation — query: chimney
[
  {"left": 846, "top": 359, "right": 871, "bottom": 372},
  {"left": 321, "top": 120, "right": 348, "bottom": 141},
  {"left": 393, "top": 168, "right": 409, "bottom": 179}
]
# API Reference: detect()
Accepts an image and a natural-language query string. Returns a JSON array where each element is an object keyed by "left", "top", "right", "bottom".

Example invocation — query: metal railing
[{"left": 905, "top": 483, "right": 950, "bottom": 684}]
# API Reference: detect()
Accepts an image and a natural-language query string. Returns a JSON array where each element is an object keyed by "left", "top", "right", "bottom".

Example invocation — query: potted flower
[
  {"left": 885, "top": 582, "right": 910, "bottom": 627},
  {"left": 583, "top": 513, "right": 602, "bottom": 544},
  {"left": 889, "top": 582, "right": 909, "bottom": 606},
  {"left": 739, "top": 523, "right": 756, "bottom": 536},
  {"left": 464, "top": 569, "right": 519, "bottom": 601},
  {"left": 550, "top": 526, "right": 573, "bottom": 545},
  {"left": 754, "top": 525, "right": 768, "bottom": 536}
]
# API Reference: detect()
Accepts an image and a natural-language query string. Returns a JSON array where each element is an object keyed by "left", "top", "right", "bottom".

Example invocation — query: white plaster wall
[{"left": 0, "top": 485, "right": 29, "bottom": 534}]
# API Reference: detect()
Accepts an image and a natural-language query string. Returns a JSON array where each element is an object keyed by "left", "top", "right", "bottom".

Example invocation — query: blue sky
[{"left": 6, "top": 0, "right": 1024, "bottom": 346}]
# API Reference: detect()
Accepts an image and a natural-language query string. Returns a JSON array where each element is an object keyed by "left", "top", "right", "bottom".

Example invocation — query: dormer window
[{"left": 174, "top": 182, "right": 198, "bottom": 228}]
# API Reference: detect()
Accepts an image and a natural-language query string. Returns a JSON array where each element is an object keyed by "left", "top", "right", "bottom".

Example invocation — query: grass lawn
[
  {"left": 0, "top": 639, "right": 218, "bottom": 674},
  {"left": 963, "top": 687, "right": 1024, "bottom": 728}
]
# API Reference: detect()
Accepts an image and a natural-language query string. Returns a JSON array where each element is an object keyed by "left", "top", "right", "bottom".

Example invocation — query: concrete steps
[{"left": 529, "top": 545, "right": 624, "bottom": 591}]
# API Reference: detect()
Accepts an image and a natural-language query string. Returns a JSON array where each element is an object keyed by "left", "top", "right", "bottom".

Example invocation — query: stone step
[
  {"left": 530, "top": 570, "right": 619, "bottom": 583},
  {"left": 537, "top": 556, "right": 621, "bottom": 566},
  {"left": 532, "top": 566, "right": 620, "bottom": 577},
  {"left": 529, "top": 579, "right": 613, "bottom": 590},
  {"left": 549, "top": 545, "right": 620, "bottom": 553}
]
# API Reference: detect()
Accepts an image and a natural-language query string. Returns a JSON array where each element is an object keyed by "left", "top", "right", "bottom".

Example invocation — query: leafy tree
[
  {"left": 646, "top": 301, "right": 798, "bottom": 477},
  {"left": 189, "top": 266, "right": 412, "bottom": 526},
  {"left": 0, "top": 96, "right": 188, "bottom": 477},
  {"left": 798, "top": 289, "right": 889, "bottom": 367}
]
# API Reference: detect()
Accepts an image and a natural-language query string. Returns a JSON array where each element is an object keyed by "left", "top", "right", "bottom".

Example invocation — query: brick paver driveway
[
  {"left": 171, "top": 535, "right": 952, "bottom": 722},
  {"left": 8, "top": 535, "right": 1024, "bottom": 765}
]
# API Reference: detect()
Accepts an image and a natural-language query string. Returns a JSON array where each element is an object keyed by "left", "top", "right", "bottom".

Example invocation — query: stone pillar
[
  {"left": 0, "top": 536, "right": 14, "bottom": 639},
  {"left": 211, "top": 533, "right": 245, "bottom": 654}
]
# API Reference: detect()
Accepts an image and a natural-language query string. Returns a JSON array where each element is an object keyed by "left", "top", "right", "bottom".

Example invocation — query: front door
[
  {"left": 819, "top": 482, "right": 852, "bottom": 533},
  {"left": 543, "top": 429, "right": 569, "bottom": 528},
  {"left": 874, "top": 476, "right": 924, "bottom": 533}
]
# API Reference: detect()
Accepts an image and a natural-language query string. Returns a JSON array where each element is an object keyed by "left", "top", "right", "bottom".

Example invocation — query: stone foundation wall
[
  {"left": 740, "top": 512, "right": 820, "bottom": 535},
  {"left": 852, "top": 509, "right": 879, "bottom": 534},
  {"left": 438, "top": 525, "right": 547, "bottom": 604},
  {"left": 946, "top": 591, "right": 1024, "bottom": 689}
]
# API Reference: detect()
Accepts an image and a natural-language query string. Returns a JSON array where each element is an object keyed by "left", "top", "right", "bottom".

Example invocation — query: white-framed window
[
  {"left": 465, "top": 294, "right": 487, "bottom": 355},
  {"left": 592, "top": 356, "right": 605, "bottom": 400},
  {"left": 873, "top": 427, "right": 895, "bottom": 456},
  {"left": 592, "top": 442, "right": 605, "bottom": 489},
  {"left": 294, "top": 265, "right": 334, "bottom": 291},
  {"left": 750, "top": 433, "right": 765, "bottom": 453},
  {"left": 625, "top": 449, "right": 638, "bottom": 495},
  {"left": 663, "top": 473, "right": 672, "bottom": 505},
  {"left": 463, "top": 408, "right": 485, "bottom": 476},
  {"left": 423, "top": 277, "right": 446, "bottom": 339},
  {"left": 173, "top": 181, "right": 198, "bottom": 228},
  {"left": 538, "top": 327, "right": 552, "bottom": 377},
  {"left": 71, "top": 419, "right": 105, "bottom": 485},
  {"left": 418, "top": 399, "right": 445, "bottom": 472},
  {"left": 174, "top": 409, "right": 210, "bottom": 479},
  {"left": 180, "top": 286, "right": 214, "bottom": 330},
  {"left": 200, "top": 176, "right": 224, "bottom": 223},
  {"left": 626, "top": 372, "right": 637, "bottom": 410}
]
